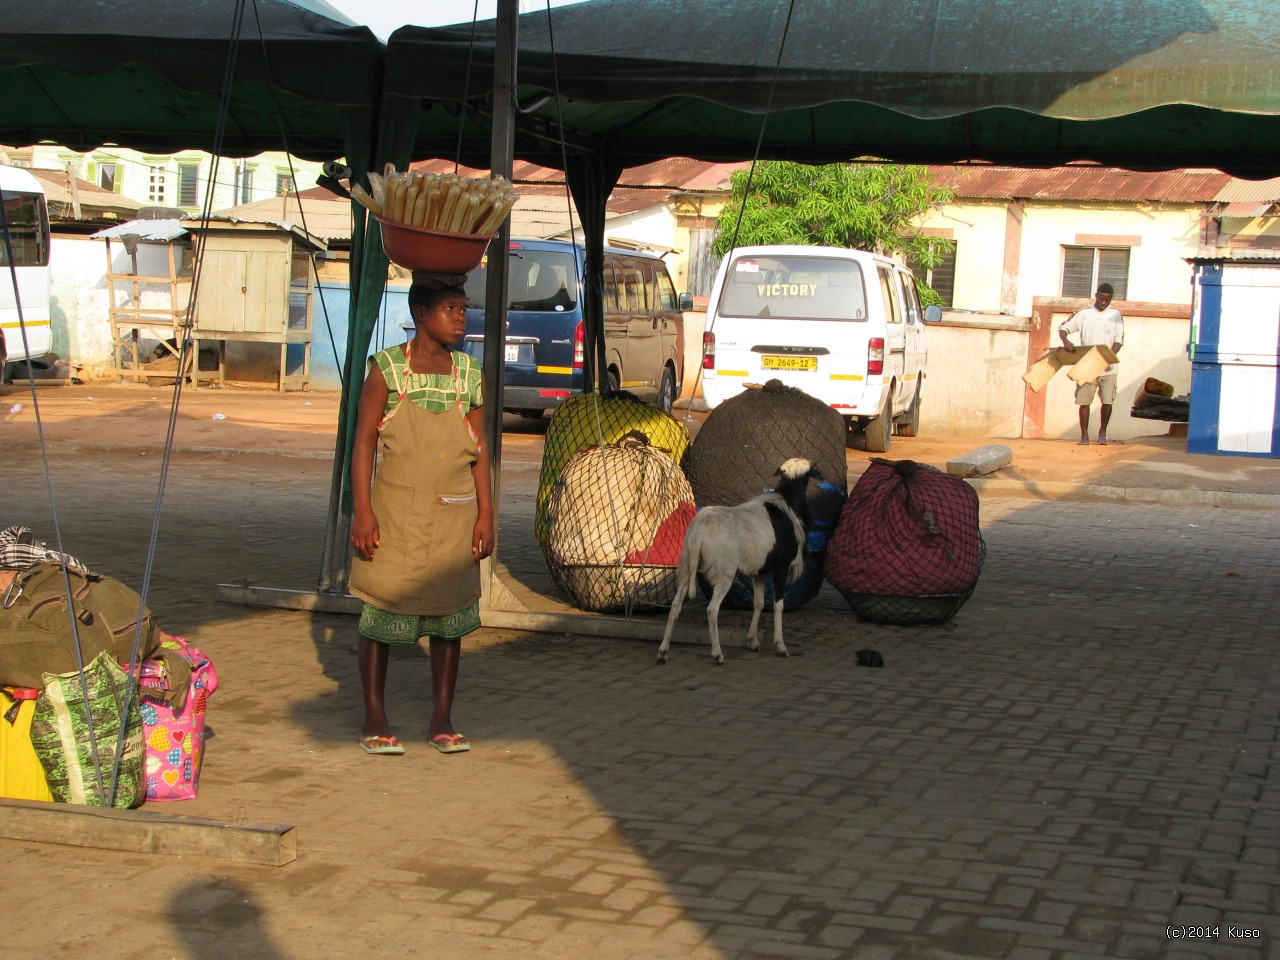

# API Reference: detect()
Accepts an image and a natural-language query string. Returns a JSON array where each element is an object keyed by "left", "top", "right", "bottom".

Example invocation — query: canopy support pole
[
  {"left": 565, "top": 154, "right": 623, "bottom": 393},
  {"left": 478, "top": 0, "right": 518, "bottom": 602}
]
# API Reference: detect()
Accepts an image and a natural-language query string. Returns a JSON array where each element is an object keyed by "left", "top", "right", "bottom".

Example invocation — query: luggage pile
[
  {"left": 538, "top": 382, "right": 849, "bottom": 615},
  {"left": 1, "top": 532, "right": 216, "bottom": 805}
]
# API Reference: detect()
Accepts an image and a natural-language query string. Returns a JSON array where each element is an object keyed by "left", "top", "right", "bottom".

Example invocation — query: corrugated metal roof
[
  {"left": 1220, "top": 201, "right": 1274, "bottom": 218},
  {"left": 90, "top": 219, "right": 186, "bottom": 242},
  {"left": 408, "top": 157, "right": 748, "bottom": 195},
  {"left": 1213, "top": 175, "right": 1280, "bottom": 203},
  {"left": 28, "top": 167, "right": 143, "bottom": 218},
  {"left": 1189, "top": 248, "right": 1280, "bottom": 262},
  {"left": 216, "top": 192, "right": 351, "bottom": 243},
  {"left": 928, "top": 164, "right": 1235, "bottom": 203}
]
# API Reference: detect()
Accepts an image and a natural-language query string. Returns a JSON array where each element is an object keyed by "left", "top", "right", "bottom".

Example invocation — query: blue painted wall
[{"left": 308, "top": 282, "right": 413, "bottom": 391}]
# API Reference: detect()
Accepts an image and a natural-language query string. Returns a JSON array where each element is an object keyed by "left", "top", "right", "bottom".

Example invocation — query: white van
[
  {"left": 0, "top": 165, "right": 53, "bottom": 370},
  {"left": 700, "top": 245, "right": 940, "bottom": 452}
]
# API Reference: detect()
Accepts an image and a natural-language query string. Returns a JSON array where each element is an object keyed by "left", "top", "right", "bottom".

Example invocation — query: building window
[
  {"left": 148, "top": 166, "right": 166, "bottom": 204},
  {"left": 98, "top": 163, "right": 118, "bottom": 192},
  {"left": 240, "top": 168, "right": 255, "bottom": 204},
  {"left": 276, "top": 173, "right": 294, "bottom": 196},
  {"left": 1062, "top": 246, "right": 1129, "bottom": 299},
  {"left": 178, "top": 163, "right": 200, "bottom": 207},
  {"left": 908, "top": 243, "right": 957, "bottom": 308}
]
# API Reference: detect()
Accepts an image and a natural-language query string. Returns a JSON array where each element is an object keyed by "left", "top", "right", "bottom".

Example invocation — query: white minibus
[
  {"left": 0, "top": 165, "right": 53, "bottom": 372},
  {"left": 700, "top": 245, "right": 940, "bottom": 452}
]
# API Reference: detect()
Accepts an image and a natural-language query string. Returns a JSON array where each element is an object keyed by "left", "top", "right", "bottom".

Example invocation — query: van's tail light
[
  {"left": 868, "top": 337, "right": 884, "bottom": 376},
  {"left": 573, "top": 320, "right": 585, "bottom": 368},
  {"left": 702, "top": 331, "right": 716, "bottom": 370}
]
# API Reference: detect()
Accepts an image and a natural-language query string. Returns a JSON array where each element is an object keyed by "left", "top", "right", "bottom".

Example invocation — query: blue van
[{"left": 460, "top": 238, "right": 690, "bottom": 416}]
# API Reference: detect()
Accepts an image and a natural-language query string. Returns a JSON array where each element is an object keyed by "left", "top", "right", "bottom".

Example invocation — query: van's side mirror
[
  {"left": 678, "top": 292, "right": 694, "bottom": 311},
  {"left": 924, "top": 305, "right": 943, "bottom": 324}
]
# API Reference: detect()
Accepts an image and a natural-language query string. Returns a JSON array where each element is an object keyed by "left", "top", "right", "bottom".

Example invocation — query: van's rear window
[
  {"left": 718, "top": 255, "right": 867, "bottom": 321},
  {"left": 465, "top": 249, "right": 580, "bottom": 312}
]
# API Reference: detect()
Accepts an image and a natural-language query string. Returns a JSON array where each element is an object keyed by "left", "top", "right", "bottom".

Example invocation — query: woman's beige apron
[{"left": 348, "top": 354, "right": 481, "bottom": 616}]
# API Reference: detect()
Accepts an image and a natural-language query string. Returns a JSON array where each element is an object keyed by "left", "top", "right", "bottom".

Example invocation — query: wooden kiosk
[{"left": 182, "top": 219, "right": 325, "bottom": 392}]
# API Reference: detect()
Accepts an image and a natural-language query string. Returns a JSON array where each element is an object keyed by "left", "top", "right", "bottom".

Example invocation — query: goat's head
[
  {"left": 776, "top": 457, "right": 812, "bottom": 482},
  {"left": 772, "top": 457, "right": 818, "bottom": 528}
]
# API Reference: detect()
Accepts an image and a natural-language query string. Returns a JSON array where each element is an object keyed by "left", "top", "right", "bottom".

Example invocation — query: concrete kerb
[
  {"left": 20, "top": 440, "right": 335, "bottom": 460},
  {"left": 966, "top": 475, "right": 1280, "bottom": 509}
]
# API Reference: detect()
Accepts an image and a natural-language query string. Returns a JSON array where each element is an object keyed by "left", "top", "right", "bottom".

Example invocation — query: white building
[{"left": 4, "top": 143, "right": 323, "bottom": 217}]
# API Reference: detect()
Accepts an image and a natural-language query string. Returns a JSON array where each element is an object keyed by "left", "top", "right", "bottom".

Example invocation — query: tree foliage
[{"left": 712, "top": 161, "right": 956, "bottom": 304}]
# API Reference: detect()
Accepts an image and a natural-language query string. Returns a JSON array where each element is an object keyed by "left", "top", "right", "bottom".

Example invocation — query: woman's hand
[
  {"left": 350, "top": 508, "right": 380, "bottom": 560},
  {"left": 472, "top": 515, "right": 495, "bottom": 560}
]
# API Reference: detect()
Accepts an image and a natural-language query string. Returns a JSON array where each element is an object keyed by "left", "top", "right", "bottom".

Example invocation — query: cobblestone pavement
[{"left": 3, "top": 440, "right": 1277, "bottom": 960}]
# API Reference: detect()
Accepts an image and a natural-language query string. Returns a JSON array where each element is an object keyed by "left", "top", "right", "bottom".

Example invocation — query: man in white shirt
[{"left": 1059, "top": 283, "right": 1124, "bottom": 445}]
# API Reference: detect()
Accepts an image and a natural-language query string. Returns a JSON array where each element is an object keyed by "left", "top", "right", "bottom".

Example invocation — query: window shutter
[
  {"left": 1097, "top": 249, "right": 1130, "bottom": 299},
  {"left": 1061, "top": 247, "right": 1094, "bottom": 297},
  {"left": 932, "top": 246, "right": 957, "bottom": 308}
]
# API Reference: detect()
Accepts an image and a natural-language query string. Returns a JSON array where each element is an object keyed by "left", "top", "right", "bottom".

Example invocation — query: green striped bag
[{"left": 30, "top": 651, "right": 145, "bottom": 808}]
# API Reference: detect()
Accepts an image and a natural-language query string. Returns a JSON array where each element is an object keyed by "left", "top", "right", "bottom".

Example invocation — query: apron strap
[{"left": 380, "top": 344, "right": 475, "bottom": 437}]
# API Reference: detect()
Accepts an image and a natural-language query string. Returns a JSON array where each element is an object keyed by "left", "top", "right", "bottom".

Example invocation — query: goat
[{"left": 658, "top": 457, "right": 816, "bottom": 665}]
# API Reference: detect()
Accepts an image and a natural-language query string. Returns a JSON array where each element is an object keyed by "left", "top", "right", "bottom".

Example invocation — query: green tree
[{"left": 712, "top": 161, "right": 955, "bottom": 305}]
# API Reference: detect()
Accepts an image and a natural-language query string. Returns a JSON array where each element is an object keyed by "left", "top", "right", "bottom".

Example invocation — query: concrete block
[
  {"left": 0, "top": 798, "right": 297, "bottom": 866},
  {"left": 946, "top": 444, "right": 1014, "bottom": 478}
]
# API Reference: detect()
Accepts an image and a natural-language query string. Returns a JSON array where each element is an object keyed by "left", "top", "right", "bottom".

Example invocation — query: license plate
[
  {"left": 762, "top": 355, "right": 817, "bottom": 371},
  {"left": 505, "top": 344, "right": 520, "bottom": 362}
]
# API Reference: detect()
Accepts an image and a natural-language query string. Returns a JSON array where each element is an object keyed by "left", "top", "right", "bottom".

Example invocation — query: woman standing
[{"left": 348, "top": 279, "right": 494, "bottom": 756}]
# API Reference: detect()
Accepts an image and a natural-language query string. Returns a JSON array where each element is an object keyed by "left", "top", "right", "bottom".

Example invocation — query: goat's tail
[{"left": 676, "top": 530, "right": 702, "bottom": 597}]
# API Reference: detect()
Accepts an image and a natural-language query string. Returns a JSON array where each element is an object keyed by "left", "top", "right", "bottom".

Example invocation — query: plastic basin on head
[{"left": 376, "top": 217, "right": 495, "bottom": 273}]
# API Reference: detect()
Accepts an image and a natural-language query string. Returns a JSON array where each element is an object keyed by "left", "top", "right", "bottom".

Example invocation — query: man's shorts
[{"left": 1075, "top": 373, "right": 1117, "bottom": 406}]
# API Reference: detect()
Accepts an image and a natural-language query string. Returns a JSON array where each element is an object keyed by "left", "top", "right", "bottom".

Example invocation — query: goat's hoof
[
  {"left": 713, "top": 655, "right": 725, "bottom": 665},
  {"left": 656, "top": 654, "right": 667, "bottom": 665}
]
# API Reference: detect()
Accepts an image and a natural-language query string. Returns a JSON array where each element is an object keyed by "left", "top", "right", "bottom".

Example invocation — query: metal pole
[{"left": 480, "top": 0, "right": 517, "bottom": 595}]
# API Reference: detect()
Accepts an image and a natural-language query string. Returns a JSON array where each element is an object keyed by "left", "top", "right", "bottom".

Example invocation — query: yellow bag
[{"left": 0, "top": 689, "right": 54, "bottom": 801}]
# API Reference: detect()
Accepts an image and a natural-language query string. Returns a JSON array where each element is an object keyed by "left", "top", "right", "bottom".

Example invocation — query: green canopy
[
  {"left": 387, "top": 0, "right": 1280, "bottom": 179},
  {"left": 0, "top": 0, "right": 382, "bottom": 160}
]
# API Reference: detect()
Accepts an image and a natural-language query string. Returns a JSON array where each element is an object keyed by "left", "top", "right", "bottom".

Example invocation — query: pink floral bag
[{"left": 139, "top": 635, "right": 217, "bottom": 802}]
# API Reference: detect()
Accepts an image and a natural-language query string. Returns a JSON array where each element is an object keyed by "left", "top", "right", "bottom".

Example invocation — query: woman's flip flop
[
  {"left": 429, "top": 733, "right": 471, "bottom": 754},
  {"left": 359, "top": 735, "right": 406, "bottom": 755}
]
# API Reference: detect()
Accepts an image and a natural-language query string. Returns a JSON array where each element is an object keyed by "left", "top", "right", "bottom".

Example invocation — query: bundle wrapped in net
[
  {"left": 683, "top": 380, "right": 848, "bottom": 610},
  {"left": 545, "top": 433, "right": 695, "bottom": 613},
  {"left": 536, "top": 392, "right": 690, "bottom": 557},
  {"left": 826, "top": 459, "right": 985, "bottom": 625}
]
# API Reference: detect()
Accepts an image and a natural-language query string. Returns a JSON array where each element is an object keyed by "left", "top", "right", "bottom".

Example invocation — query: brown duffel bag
[{"left": 0, "top": 562, "right": 160, "bottom": 689}]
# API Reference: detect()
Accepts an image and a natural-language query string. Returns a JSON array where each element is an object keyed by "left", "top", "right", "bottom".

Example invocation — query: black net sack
[
  {"left": 536, "top": 392, "right": 690, "bottom": 558},
  {"left": 545, "top": 432, "right": 695, "bottom": 613},
  {"left": 684, "top": 380, "right": 848, "bottom": 610},
  {"left": 826, "top": 459, "right": 985, "bottom": 625}
]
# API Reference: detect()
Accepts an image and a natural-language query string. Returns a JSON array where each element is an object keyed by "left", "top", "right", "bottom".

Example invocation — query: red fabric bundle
[
  {"left": 827, "top": 459, "right": 982, "bottom": 597},
  {"left": 624, "top": 501, "right": 697, "bottom": 566}
]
